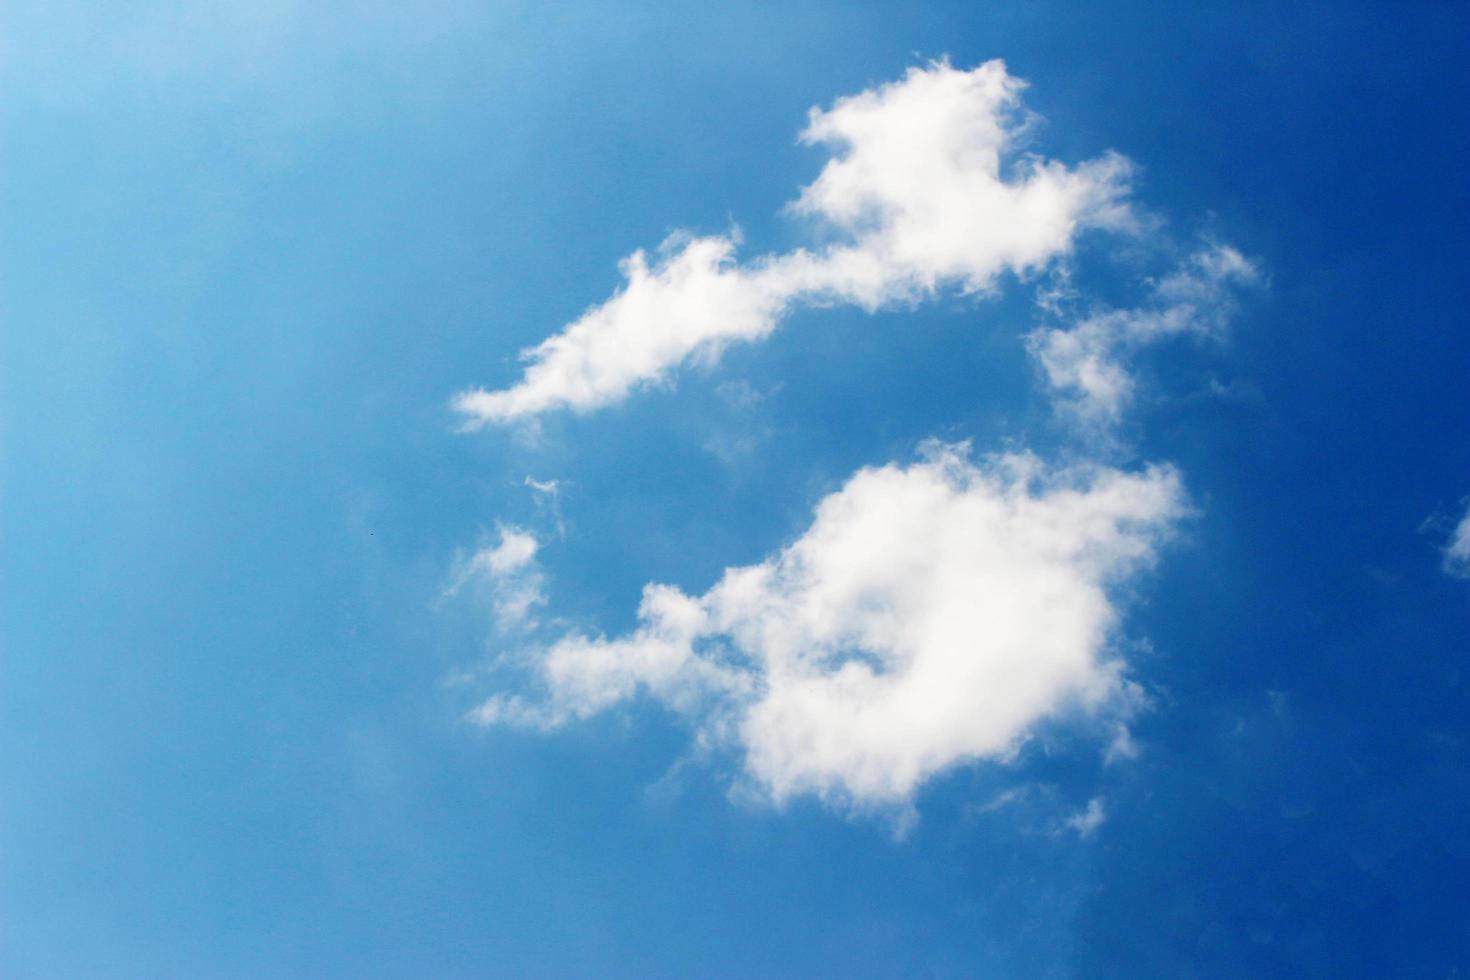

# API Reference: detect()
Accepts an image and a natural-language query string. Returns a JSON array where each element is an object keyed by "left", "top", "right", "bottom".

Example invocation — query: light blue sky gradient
[{"left": 3, "top": 3, "right": 1469, "bottom": 976}]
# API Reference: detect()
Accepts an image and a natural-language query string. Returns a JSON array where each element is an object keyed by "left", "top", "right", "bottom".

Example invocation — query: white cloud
[
  {"left": 472, "top": 443, "right": 1184, "bottom": 813},
  {"left": 1064, "top": 797, "right": 1107, "bottom": 839},
  {"left": 969, "top": 786, "right": 1033, "bottom": 816},
  {"left": 1446, "top": 503, "right": 1470, "bottom": 579},
  {"left": 454, "top": 59, "right": 1133, "bottom": 426},
  {"left": 1027, "top": 244, "right": 1260, "bottom": 423},
  {"left": 447, "top": 526, "right": 546, "bottom": 630}
]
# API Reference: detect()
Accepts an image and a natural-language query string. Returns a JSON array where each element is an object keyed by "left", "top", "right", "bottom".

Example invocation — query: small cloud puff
[{"left": 1064, "top": 797, "right": 1107, "bottom": 838}]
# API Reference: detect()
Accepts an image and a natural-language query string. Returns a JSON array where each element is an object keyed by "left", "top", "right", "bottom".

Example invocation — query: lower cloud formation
[{"left": 472, "top": 443, "right": 1185, "bottom": 813}]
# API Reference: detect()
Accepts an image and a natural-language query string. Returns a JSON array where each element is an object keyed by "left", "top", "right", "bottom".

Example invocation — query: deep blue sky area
[{"left": 2, "top": 3, "right": 1469, "bottom": 977}]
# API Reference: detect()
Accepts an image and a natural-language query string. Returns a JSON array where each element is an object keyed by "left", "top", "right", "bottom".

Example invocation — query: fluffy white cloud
[
  {"left": 1446, "top": 504, "right": 1470, "bottom": 579},
  {"left": 447, "top": 526, "right": 546, "bottom": 630},
  {"left": 454, "top": 59, "right": 1133, "bottom": 426},
  {"left": 1027, "top": 245, "right": 1259, "bottom": 422},
  {"left": 473, "top": 444, "right": 1183, "bottom": 811}
]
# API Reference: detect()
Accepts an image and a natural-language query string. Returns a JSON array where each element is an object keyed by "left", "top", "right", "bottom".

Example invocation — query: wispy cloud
[
  {"left": 1027, "top": 244, "right": 1260, "bottom": 425},
  {"left": 454, "top": 59, "right": 1132, "bottom": 426},
  {"left": 524, "top": 476, "right": 567, "bottom": 538},
  {"left": 1445, "top": 503, "right": 1470, "bottom": 579},
  {"left": 471, "top": 443, "right": 1183, "bottom": 816},
  {"left": 1063, "top": 797, "right": 1107, "bottom": 838},
  {"left": 446, "top": 526, "right": 546, "bottom": 631}
]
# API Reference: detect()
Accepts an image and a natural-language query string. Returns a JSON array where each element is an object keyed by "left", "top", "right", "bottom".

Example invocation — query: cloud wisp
[
  {"left": 1445, "top": 504, "right": 1470, "bottom": 579},
  {"left": 1027, "top": 244, "right": 1260, "bottom": 424},
  {"left": 454, "top": 59, "right": 1133, "bottom": 426},
  {"left": 446, "top": 526, "right": 546, "bottom": 631},
  {"left": 1063, "top": 797, "right": 1108, "bottom": 839},
  {"left": 472, "top": 444, "right": 1183, "bottom": 814}
]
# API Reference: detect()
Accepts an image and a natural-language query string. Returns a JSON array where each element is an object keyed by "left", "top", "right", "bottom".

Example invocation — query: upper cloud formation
[
  {"left": 1445, "top": 504, "right": 1470, "bottom": 579},
  {"left": 473, "top": 444, "right": 1183, "bottom": 813},
  {"left": 455, "top": 59, "right": 1133, "bottom": 426},
  {"left": 1027, "top": 245, "right": 1260, "bottom": 424}
]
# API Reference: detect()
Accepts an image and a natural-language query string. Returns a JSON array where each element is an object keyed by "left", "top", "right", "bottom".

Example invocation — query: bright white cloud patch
[
  {"left": 447, "top": 526, "right": 546, "bottom": 630},
  {"left": 1445, "top": 504, "right": 1470, "bottom": 579},
  {"left": 1028, "top": 245, "right": 1259, "bottom": 423},
  {"left": 473, "top": 444, "right": 1183, "bottom": 810},
  {"left": 454, "top": 59, "right": 1133, "bottom": 426}
]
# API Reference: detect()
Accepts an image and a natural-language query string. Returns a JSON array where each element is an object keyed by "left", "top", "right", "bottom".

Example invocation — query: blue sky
[{"left": 2, "top": 2, "right": 1469, "bottom": 977}]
